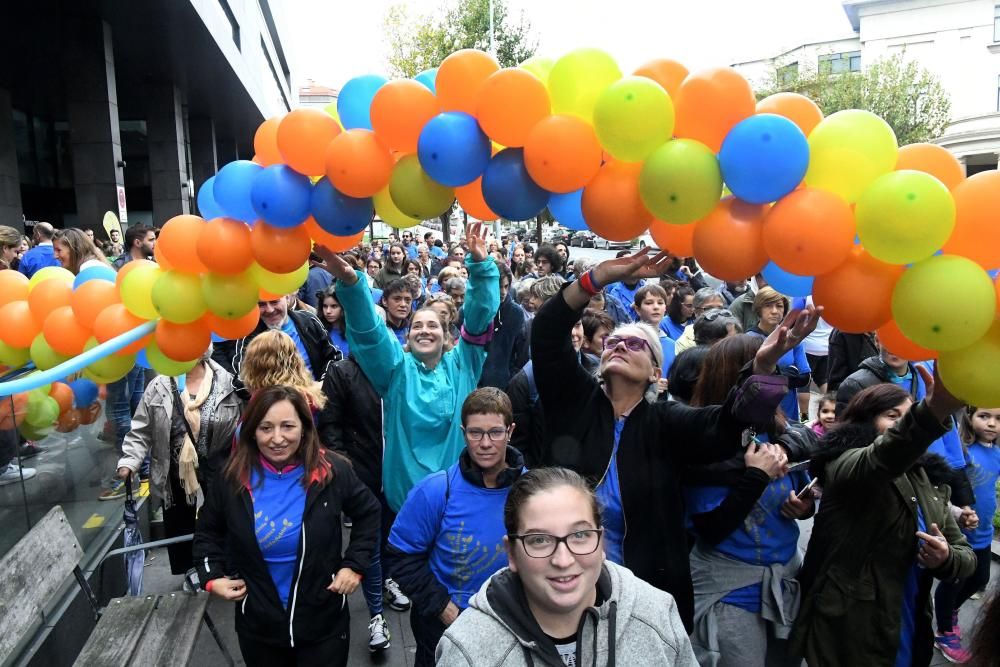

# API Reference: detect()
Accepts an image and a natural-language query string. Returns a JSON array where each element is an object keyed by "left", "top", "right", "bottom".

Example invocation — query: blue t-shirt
[
  {"left": 965, "top": 443, "right": 1000, "bottom": 549},
  {"left": 280, "top": 317, "right": 313, "bottom": 376},
  {"left": 605, "top": 281, "right": 646, "bottom": 323},
  {"left": 431, "top": 245, "right": 446, "bottom": 259},
  {"left": 662, "top": 317, "right": 688, "bottom": 342},
  {"left": 405, "top": 244, "right": 418, "bottom": 259},
  {"left": 895, "top": 505, "right": 927, "bottom": 667},
  {"left": 389, "top": 465, "right": 513, "bottom": 609},
  {"left": 684, "top": 464, "right": 808, "bottom": 612},
  {"left": 17, "top": 244, "right": 60, "bottom": 278},
  {"left": 889, "top": 369, "right": 913, "bottom": 394},
  {"left": 251, "top": 464, "right": 306, "bottom": 608},
  {"left": 595, "top": 418, "right": 627, "bottom": 565},
  {"left": 328, "top": 328, "right": 350, "bottom": 357},
  {"left": 659, "top": 333, "right": 676, "bottom": 379}
]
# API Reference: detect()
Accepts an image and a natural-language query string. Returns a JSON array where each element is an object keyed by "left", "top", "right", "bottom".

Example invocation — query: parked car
[
  {"left": 594, "top": 236, "right": 633, "bottom": 250},
  {"left": 635, "top": 233, "right": 659, "bottom": 250},
  {"left": 570, "top": 231, "right": 596, "bottom": 248}
]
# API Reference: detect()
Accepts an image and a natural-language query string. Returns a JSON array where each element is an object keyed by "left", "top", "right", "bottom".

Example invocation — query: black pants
[
  {"left": 934, "top": 546, "right": 992, "bottom": 632},
  {"left": 237, "top": 623, "right": 350, "bottom": 667},
  {"left": 410, "top": 609, "right": 447, "bottom": 667},
  {"left": 163, "top": 472, "right": 196, "bottom": 575}
]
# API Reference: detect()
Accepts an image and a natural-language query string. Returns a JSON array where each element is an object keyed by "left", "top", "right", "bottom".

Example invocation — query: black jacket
[
  {"left": 826, "top": 329, "right": 878, "bottom": 391},
  {"left": 192, "top": 454, "right": 380, "bottom": 646},
  {"left": 212, "top": 309, "right": 339, "bottom": 392},
  {"left": 477, "top": 292, "right": 529, "bottom": 391},
  {"left": 383, "top": 447, "right": 525, "bottom": 620},
  {"left": 317, "top": 356, "right": 383, "bottom": 494},
  {"left": 530, "top": 288, "right": 789, "bottom": 632}
]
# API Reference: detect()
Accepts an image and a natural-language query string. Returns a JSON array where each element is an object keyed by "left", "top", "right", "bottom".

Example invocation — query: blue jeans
[{"left": 107, "top": 366, "right": 147, "bottom": 474}]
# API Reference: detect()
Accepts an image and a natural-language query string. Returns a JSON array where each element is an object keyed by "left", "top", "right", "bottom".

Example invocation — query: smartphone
[{"left": 796, "top": 478, "right": 819, "bottom": 500}]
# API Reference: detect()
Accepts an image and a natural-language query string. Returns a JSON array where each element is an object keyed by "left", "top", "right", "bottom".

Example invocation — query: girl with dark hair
[
  {"left": 436, "top": 467, "right": 698, "bottom": 666},
  {"left": 193, "top": 386, "right": 380, "bottom": 666},
  {"left": 791, "top": 378, "right": 975, "bottom": 667},
  {"left": 318, "top": 286, "right": 349, "bottom": 356},
  {"left": 663, "top": 284, "right": 695, "bottom": 340},
  {"left": 374, "top": 242, "right": 407, "bottom": 288}
]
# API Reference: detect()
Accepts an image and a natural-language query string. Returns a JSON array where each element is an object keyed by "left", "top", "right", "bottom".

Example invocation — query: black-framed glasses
[
  {"left": 603, "top": 335, "right": 651, "bottom": 353},
  {"left": 462, "top": 426, "right": 509, "bottom": 442},
  {"left": 509, "top": 529, "right": 604, "bottom": 558},
  {"left": 701, "top": 308, "right": 734, "bottom": 322}
]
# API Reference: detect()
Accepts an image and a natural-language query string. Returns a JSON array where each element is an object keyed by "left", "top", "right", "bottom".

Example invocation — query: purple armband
[{"left": 460, "top": 324, "right": 494, "bottom": 346}]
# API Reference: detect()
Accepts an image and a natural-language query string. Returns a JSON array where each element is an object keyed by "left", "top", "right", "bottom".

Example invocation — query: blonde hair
[
  {"left": 241, "top": 330, "right": 326, "bottom": 408},
  {"left": 424, "top": 292, "right": 458, "bottom": 324}
]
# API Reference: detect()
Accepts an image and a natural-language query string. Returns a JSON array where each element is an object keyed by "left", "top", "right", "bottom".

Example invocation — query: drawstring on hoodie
[{"left": 577, "top": 601, "right": 617, "bottom": 667}]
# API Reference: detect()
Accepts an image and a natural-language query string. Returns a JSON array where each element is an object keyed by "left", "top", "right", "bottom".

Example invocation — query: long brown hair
[
  {"left": 224, "top": 385, "right": 332, "bottom": 491},
  {"left": 52, "top": 227, "right": 110, "bottom": 274},
  {"left": 838, "top": 383, "right": 911, "bottom": 426}
]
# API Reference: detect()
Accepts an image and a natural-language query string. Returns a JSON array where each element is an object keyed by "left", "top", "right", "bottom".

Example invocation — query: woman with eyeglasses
[
  {"left": 384, "top": 388, "right": 526, "bottom": 666},
  {"left": 436, "top": 467, "right": 697, "bottom": 666},
  {"left": 528, "top": 249, "right": 820, "bottom": 632}
]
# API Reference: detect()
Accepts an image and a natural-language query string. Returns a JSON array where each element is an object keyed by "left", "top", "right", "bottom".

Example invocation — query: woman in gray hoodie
[{"left": 436, "top": 467, "right": 697, "bottom": 667}]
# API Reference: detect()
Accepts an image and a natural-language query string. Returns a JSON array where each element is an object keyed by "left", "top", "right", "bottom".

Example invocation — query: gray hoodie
[{"left": 435, "top": 560, "right": 697, "bottom": 667}]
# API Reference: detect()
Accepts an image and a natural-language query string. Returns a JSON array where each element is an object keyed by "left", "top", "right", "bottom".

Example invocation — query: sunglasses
[{"left": 603, "top": 335, "right": 652, "bottom": 353}]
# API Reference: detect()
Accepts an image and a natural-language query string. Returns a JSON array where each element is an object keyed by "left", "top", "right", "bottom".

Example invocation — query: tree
[
  {"left": 756, "top": 52, "right": 951, "bottom": 145},
  {"left": 383, "top": 0, "right": 538, "bottom": 78}
]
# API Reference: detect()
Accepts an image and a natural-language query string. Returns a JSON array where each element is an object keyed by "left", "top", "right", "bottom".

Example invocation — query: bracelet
[
  {"left": 578, "top": 270, "right": 603, "bottom": 296},
  {"left": 205, "top": 578, "right": 215, "bottom": 593}
]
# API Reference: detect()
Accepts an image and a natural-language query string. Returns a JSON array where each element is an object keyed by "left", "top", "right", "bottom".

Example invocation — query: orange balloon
[
  {"left": 0, "top": 270, "right": 29, "bottom": 308},
  {"left": 277, "top": 108, "right": 342, "bottom": 176},
  {"left": 251, "top": 221, "right": 312, "bottom": 274},
  {"left": 476, "top": 68, "right": 551, "bottom": 147},
  {"left": 813, "top": 246, "right": 904, "bottom": 333},
  {"left": 456, "top": 178, "right": 498, "bottom": 221},
  {"left": 79, "top": 402, "right": 102, "bottom": 425},
  {"left": 43, "top": 306, "right": 92, "bottom": 355},
  {"left": 877, "top": 319, "right": 937, "bottom": 362},
  {"left": 28, "top": 279, "right": 72, "bottom": 323},
  {"left": 941, "top": 171, "right": 1000, "bottom": 270},
  {"left": 763, "top": 188, "right": 855, "bottom": 276},
  {"left": 581, "top": 161, "right": 653, "bottom": 242},
  {"left": 254, "top": 117, "right": 284, "bottom": 167},
  {"left": 436, "top": 49, "right": 500, "bottom": 114},
  {"left": 302, "top": 217, "right": 364, "bottom": 253},
  {"left": 93, "top": 303, "right": 151, "bottom": 355},
  {"left": 895, "top": 143, "right": 964, "bottom": 190},
  {"left": 71, "top": 279, "right": 121, "bottom": 329},
  {"left": 153, "top": 242, "right": 174, "bottom": 271},
  {"left": 693, "top": 199, "right": 769, "bottom": 282},
  {"left": 524, "top": 115, "right": 603, "bottom": 193},
  {"left": 203, "top": 308, "right": 261, "bottom": 339},
  {"left": 0, "top": 392, "right": 28, "bottom": 430},
  {"left": 116, "top": 259, "right": 157, "bottom": 290},
  {"left": 157, "top": 215, "right": 207, "bottom": 274},
  {"left": 0, "top": 301, "right": 40, "bottom": 348},
  {"left": 55, "top": 408, "right": 81, "bottom": 432},
  {"left": 197, "top": 217, "right": 254, "bottom": 275},
  {"left": 649, "top": 219, "right": 695, "bottom": 256},
  {"left": 155, "top": 319, "right": 211, "bottom": 362},
  {"left": 49, "top": 382, "right": 74, "bottom": 414},
  {"left": 633, "top": 58, "right": 689, "bottom": 100},
  {"left": 674, "top": 68, "right": 756, "bottom": 153},
  {"left": 371, "top": 79, "right": 438, "bottom": 154},
  {"left": 325, "top": 129, "right": 394, "bottom": 198},
  {"left": 756, "top": 93, "right": 824, "bottom": 137}
]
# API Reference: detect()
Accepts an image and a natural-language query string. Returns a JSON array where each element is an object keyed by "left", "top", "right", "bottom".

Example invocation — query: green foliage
[
  {"left": 383, "top": 0, "right": 537, "bottom": 78},
  {"left": 757, "top": 52, "right": 951, "bottom": 145}
]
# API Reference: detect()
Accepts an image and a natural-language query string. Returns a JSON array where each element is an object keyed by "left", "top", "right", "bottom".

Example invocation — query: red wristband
[
  {"left": 205, "top": 579, "right": 215, "bottom": 593},
  {"left": 578, "top": 270, "right": 601, "bottom": 296}
]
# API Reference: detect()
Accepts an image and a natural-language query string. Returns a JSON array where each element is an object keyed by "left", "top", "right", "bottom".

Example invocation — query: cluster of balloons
[{"left": 0, "top": 371, "right": 103, "bottom": 441}]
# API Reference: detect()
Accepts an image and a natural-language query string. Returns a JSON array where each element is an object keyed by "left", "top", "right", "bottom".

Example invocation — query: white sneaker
[
  {"left": 383, "top": 578, "right": 411, "bottom": 612},
  {"left": 0, "top": 462, "right": 37, "bottom": 486},
  {"left": 368, "top": 613, "right": 391, "bottom": 652}
]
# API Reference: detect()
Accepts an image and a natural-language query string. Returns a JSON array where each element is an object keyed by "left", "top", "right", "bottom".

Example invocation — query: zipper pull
[{"left": 741, "top": 428, "right": 757, "bottom": 449}]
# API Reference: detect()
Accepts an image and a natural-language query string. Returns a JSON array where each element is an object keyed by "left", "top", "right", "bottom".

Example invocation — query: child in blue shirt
[{"left": 632, "top": 283, "right": 676, "bottom": 386}]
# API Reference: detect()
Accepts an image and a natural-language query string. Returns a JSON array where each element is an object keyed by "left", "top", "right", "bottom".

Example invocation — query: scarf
[{"left": 178, "top": 364, "right": 214, "bottom": 510}]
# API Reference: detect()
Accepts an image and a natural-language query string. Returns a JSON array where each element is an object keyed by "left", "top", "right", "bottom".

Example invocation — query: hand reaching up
[
  {"left": 313, "top": 246, "right": 359, "bottom": 286},
  {"left": 465, "top": 222, "right": 488, "bottom": 263}
]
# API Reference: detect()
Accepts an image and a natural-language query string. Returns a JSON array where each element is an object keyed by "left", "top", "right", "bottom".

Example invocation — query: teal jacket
[{"left": 337, "top": 257, "right": 501, "bottom": 512}]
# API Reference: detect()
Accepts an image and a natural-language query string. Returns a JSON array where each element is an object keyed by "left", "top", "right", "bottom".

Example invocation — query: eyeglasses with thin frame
[
  {"left": 462, "top": 426, "right": 510, "bottom": 442},
  {"left": 509, "top": 528, "right": 604, "bottom": 558},
  {"left": 603, "top": 335, "right": 651, "bottom": 353}
]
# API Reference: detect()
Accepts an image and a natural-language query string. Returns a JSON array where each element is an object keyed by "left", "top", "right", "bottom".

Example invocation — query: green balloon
[
  {"left": 548, "top": 48, "right": 622, "bottom": 122},
  {"left": 120, "top": 262, "right": 162, "bottom": 320},
  {"left": 892, "top": 255, "right": 995, "bottom": 352},
  {"left": 19, "top": 421, "right": 54, "bottom": 441},
  {"left": 856, "top": 170, "right": 956, "bottom": 265},
  {"left": 152, "top": 271, "right": 207, "bottom": 324},
  {"left": 30, "top": 334, "right": 71, "bottom": 371},
  {"left": 639, "top": 139, "right": 722, "bottom": 224},
  {"left": 388, "top": 155, "right": 455, "bottom": 220},
  {"left": 146, "top": 341, "right": 198, "bottom": 377},
  {"left": 0, "top": 340, "right": 30, "bottom": 368},
  {"left": 83, "top": 337, "right": 136, "bottom": 382},
  {"left": 26, "top": 395, "right": 59, "bottom": 428},
  {"left": 203, "top": 271, "right": 259, "bottom": 320},
  {"left": 594, "top": 76, "right": 674, "bottom": 162}
]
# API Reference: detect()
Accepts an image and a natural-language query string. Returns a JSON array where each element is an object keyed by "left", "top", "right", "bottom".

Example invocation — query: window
[
  {"left": 778, "top": 62, "right": 799, "bottom": 86},
  {"left": 819, "top": 51, "right": 862, "bottom": 74},
  {"left": 995, "top": 4, "right": 1000, "bottom": 42},
  {"left": 218, "top": 0, "right": 240, "bottom": 50}
]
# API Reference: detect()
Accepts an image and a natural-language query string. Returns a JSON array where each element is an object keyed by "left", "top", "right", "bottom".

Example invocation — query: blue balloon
[
  {"left": 482, "top": 149, "right": 550, "bottom": 222},
  {"left": 338, "top": 74, "right": 388, "bottom": 131},
  {"left": 415, "top": 68, "right": 437, "bottom": 93},
  {"left": 67, "top": 378, "right": 99, "bottom": 408},
  {"left": 135, "top": 349, "right": 152, "bottom": 370},
  {"left": 250, "top": 165, "right": 313, "bottom": 228},
  {"left": 210, "top": 332, "right": 226, "bottom": 343},
  {"left": 73, "top": 264, "right": 117, "bottom": 288},
  {"left": 214, "top": 160, "right": 262, "bottom": 223},
  {"left": 988, "top": 269, "right": 999, "bottom": 280},
  {"left": 417, "top": 112, "right": 492, "bottom": 187},
  {"left": 197, "top": 176, "right": 225, "bottom": 219},
  {"left": 311, "top": 178, "right": 374, "bottom": 237},
  {"left": 761, "top": 261, "right": 814, "bottom": 298},
  {"left": 719, "top": 114, "right": 809, "bottom": 205},
  {"left": 548, "top": 189, "right": 587, "bottom": 231}
]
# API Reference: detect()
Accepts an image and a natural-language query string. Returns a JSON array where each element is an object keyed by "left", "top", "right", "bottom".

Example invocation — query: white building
[{"left": 732, "top": 0, "right": 1000, "bottom": 174}]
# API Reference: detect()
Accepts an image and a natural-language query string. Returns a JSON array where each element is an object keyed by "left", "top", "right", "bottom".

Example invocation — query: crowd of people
[{"left": 1, "top": 219, "right": 998, "bottom": 667}]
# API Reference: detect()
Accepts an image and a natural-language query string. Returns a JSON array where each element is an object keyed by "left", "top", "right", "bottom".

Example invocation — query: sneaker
[
  {"left": 98, "top": 478, "right": 126, "bottom": 501},
  {"left": 952, "top": 611, "right": 961, "bottom": 639},
  {"left": 367, "top": 614, "right": 391, "bottom": 652},
  {"left": 383, "top": 578, "right": 411, "bottom": 612},
  {"left": 0, "top": 462, "right": 37, "bottom": 486},
  {"left": 935, "top": 632, "right": 970, "bottom": 663},
  {"left": 18, "top": 442, "right": 41, "bottom": 460}
]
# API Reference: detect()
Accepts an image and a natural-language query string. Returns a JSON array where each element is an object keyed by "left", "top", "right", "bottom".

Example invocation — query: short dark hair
[
  {"left": 381, "top": 277, "right": 412, "bottom": 300},
  {"left": 503, "top": 467, "right": 601, "bottom": 535},
  {"left": 634, "top": 283, "right": 668, "bottom": 309},
  {"left": 668, "top": 284, "right": 696, "bottom": 323},
  {"left": 533, "top": 244, "right": 564, "bottom": 273},
  {"left": 125, "top": 224, "right": 153, "bottom": 251},
  {"left": 461, "top": 387, "right": 513, "bottom": 426},
  {"left": 494, "top": 258, "right": 513, "bottom": 285},
  {"left": 667, "top": 346, "right": 711, "bottom": 404},
  {"left": 581, "top": 308, "right": 614, "bottom": 340}
]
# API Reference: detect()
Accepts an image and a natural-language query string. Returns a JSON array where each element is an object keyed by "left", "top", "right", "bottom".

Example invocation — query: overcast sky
[{"left": 285, "top": 0, "right": 856, "bottom": 90}]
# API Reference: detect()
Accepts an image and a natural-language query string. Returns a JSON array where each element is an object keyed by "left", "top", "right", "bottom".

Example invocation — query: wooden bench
[{"left": 0, "top": 506, "right": 233, "bottom": 666}]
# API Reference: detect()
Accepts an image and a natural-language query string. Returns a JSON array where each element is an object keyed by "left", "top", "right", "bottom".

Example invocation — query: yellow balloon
[
  {"left": 120, "top": 262, "right": 162, "bottom": 320},
  {"left": 28, "top": 266, "right": 74, "bottom": 290},
  {"left": 30, "top": 334, "right": 70, "bottom": 371},
  {"left": 83, "top": 337, "right": 136, "bottom": 382},
  {"left": 0, "top": 340, "right": 30, "bottom": 367},
  {"left": 202, "top": 271, "right": 258, "bottom": 320},
  {"left": 939, "top": 321, "right": 1000, "bottom": 406},
  {"left": 374, "top": 187, "right": 421, "bottom": 229},
  {"left": 548, "top": 48, "right": 622, "bottom": 122},
  {"left": 804, "top": 109, "right": 897, "bottom": 203},
  {"left": 519, "top": 55, "right": 554, "bottom": 84},
  {"left": 388, "top": 155, "right": 454, "bottom": 220},
  {"left": 249, "top": 261, "right": 308, "bottom": 296},
  {"left": 594, "top": 76, "right": 675, "bottom": 162}
]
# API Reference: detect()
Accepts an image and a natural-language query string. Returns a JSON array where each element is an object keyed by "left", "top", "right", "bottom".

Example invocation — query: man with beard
[{"left": 113, "top": 225, "right": 156, "bottom": 268}]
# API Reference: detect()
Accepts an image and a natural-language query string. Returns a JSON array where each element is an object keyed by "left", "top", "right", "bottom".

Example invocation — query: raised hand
[
  {"left": 314, "top": 246, "right": 359, "bottom": 286},
  {"left": 916, "top": 363, "right": 965, "bottom": 422},
  {"left": 592, "top": 249, "right": 674, "bottom": 286},
  {"left": 753, "top": 304, "right": 823, "bottom": 375},
  {"left": 465, "top": 222, "right": 488, "bottom": 262}
]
